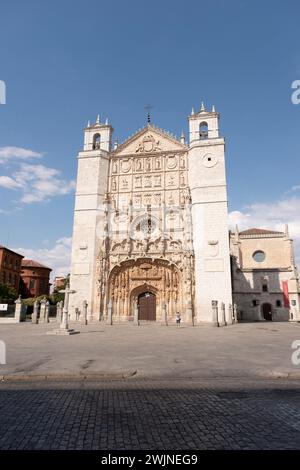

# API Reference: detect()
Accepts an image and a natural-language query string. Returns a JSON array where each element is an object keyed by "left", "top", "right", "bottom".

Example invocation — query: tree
[{"left": 0, "top": 282, "right": 18, "bottom": 302}]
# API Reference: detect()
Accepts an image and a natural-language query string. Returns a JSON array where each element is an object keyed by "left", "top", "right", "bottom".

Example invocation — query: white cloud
[
  {"left": 0, "top": 161, "right": 75, "bottom": 204},
  {"left": 0, "top": 146, "right": 42, "bottom": 163},
  {"left": 14, "top": 237, "right": 72, "bottom": 280},
  {"left": 0, "top": 175, "right": 22, "bottom": 189},
  {"left": 229, "top": 195, "right": 300, "bottom": 267}
]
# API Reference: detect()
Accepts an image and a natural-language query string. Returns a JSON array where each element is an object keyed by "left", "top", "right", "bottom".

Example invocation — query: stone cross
[
  {"left": 59, "top": 285, "right": 76, "bottom": 330},
  {"left": 82, "top": 300, "right": 88, "bottom": 325},
  {"left": 32, "top": 300, "right": 39, "bottom": 324},
  {"left": 212, "top": 300, "right": 219, "bottom": 327}
]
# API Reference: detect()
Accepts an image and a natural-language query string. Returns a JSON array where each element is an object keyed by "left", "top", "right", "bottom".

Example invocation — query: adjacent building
[
  {"left": 0, "top": 246, "right": 24, "bottom": 291},
  {"left": 231, "top": 227, "right": 300, "bottom": 321},
  {"left": 20, "top": 260, "right": 52, "bottom": 298}
]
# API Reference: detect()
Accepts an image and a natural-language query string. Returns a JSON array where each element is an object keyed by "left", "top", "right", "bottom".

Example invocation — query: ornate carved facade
[
  {"left": 94, "top": 128, "right": 195, "bottom": 322},
  {"left": 70, "top": 107, "right": 300, "bottom": 324},
  {"left": 70, "top": 107, "right": 234, "bottom": 324}
]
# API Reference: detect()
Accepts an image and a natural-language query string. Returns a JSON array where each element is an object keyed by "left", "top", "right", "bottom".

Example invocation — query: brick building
[
  {"left": 0, "top": 246, "right": 24, "bottom": 291},
  {"left": 20, "top": 260, "right": 52, "bottom": 298}
]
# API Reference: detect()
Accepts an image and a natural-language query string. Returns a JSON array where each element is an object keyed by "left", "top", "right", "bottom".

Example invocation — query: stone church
[{"left": 69, "top": 105, "right": 300, "bottom": 324}]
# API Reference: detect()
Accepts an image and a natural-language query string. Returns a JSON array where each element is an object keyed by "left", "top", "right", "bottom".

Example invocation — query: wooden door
[{"left": 138, "top": 292, "right": 156, "bottom": 321}]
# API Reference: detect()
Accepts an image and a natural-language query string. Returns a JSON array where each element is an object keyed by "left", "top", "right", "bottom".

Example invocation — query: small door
[
  {"left": 262, "top": 303, "right": 272, "bottom": 321},
  {"left": 138, "top": 292, "right": 156, "bottom": 321}
]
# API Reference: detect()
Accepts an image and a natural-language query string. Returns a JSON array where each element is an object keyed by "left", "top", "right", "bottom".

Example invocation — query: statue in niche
[
  {"left": 135, "top": 176, "right": 142, "bottom": 188},
  {"left": 111, "top": 178, "right": 117, "bottom": 191},
  {"left": 136, "top": 159, "right": 142, "bottom": 171},
  {"left": 180, "top": 190, "right": 185, "bottom": 205},
  {"left": 155, "top": 157, "right": 161, "bottom": 170},
  {"left": 168, "top": 175, "right": 175, "bottom": 186},
  {"left": 180, "top": 172, "right": 185, "bottom": 186},
  {"left": 146, "top": 158, "right": 151, "bottom": 171},
  {"left": 112, "top": 161, "right": 118, "bottom": 173},
  {"left": 154, "top": 175, "right": 161, "bottom": 187},
  {"left": 145, "top": 176, "right": 151, "bottom": 187},
  {"left": 180, "top": 155, "right": 186, "bottom": 169}
]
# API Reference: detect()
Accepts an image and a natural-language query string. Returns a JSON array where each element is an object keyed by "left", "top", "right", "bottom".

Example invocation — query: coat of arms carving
[{"left": 136, "top": 134, "right": 161, "bottom": 153}]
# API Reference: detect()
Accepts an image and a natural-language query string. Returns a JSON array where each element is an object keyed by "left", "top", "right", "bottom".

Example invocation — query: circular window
[
  {"left": 130, "top": 214, "right": 159, "bottom": 240},
  {"left": 202, "top": 153, "right": 218, "bottom": 168},
  {"left": 253, "top": 250, "right": 266, "bottom": 262}
]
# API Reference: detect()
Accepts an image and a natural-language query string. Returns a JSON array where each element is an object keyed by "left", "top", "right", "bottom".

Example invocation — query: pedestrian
[{"left": 176, "top": 312, "right": 181, "bottom": 326}]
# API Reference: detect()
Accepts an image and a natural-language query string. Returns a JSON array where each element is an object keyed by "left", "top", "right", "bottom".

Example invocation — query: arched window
[
  {"left": 199, "top": 121, "right": 208, "bottom": 140},
  {"left": 93, "top": 133, "right": 101, "bottom": 150}
]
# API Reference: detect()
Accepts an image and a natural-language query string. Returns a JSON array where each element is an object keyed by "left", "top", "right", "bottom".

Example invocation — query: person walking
[{"left": 176, "top": 312, "right": 181, "bottom": 326}]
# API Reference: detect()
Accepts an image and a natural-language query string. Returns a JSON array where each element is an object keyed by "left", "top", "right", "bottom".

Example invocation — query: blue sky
[{"left": 1, "top": 0, "right": 300, "bottom": 275}]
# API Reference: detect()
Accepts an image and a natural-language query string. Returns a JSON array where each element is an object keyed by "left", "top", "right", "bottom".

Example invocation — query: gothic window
[
  {"left": 93, "top": 133, "right": 101, "bottom": 150},
  {"left": 276, "top": 300, "right": 282, "bottom": 307},
  {"left": 199, "top": 121, "right": 208, "bottom": 140},
  {"left": 262, "top": 283, "right": 268, "bottom": 292}
]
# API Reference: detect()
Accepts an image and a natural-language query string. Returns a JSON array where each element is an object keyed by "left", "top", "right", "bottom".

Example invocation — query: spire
[
  {"left": 191, "top": 107, "right": 195, "bottom": 116},
  {"left": 212, "top": 104, "right": 216, "bottom": 112},
  {"left": 87, "top": 120, "right": 90, "bottom": 128},
  {"left": 96, "top": 114, "right": 100, "bottom": 124},
  {"left": 200, "top": 101, "right": 205, "bottom": 112},
  {"left": 114, "top": 139, "right": 118, "bottom": 150},
  {"left": 235, "top": 224, "right": 239, "bottom": 241},
  {"left": 180, "top": 130, "right": 185, "bottom": 144},
  {"left": 285, "top": 224, "right": 289, "bottom": 238},
  {"left": 105, "top": 117, "right": 109, "bottom": 125}
]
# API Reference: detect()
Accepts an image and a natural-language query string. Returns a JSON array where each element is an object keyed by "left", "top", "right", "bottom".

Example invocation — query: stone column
[
  {"left": 212, "top": 300, "right": 219, "bottom": 326},
  {"left": 185, "top": 301, "right": 194, "bottom": 326},
  {"left": 107, "top": 299, "right": 113, "bottom": 325},
  {"left": 220, "top": 302, "right": 226, "bottom": 326},
  {"left": 56, "top": 301, "right": 63, "bottom": 323},
  {"left": 233, "top": 303, "right": 238, "bottom": 323},
  {"left": 133, "top": 301, "right": 139, "bottom": 326},
  {"left": 32, "top": 300, "right": 39, "bottom": 324},
  {"left": 14, "top": 296, "right": 22, "bottom": 323},
  {"left": 39, "top": 298, "right": 47, "bottom": 323},
  {"left": 227, "top": 304, "right": 233, "bottom": 325},
  {"left": 82, "top": 300, "right": 88, "bottom": 325},
  {"left": 161, "top": 303, "right": 168, "bottom": 326},
  {"left": 45, "top": 301, "right": 50, "bottom": 323}
]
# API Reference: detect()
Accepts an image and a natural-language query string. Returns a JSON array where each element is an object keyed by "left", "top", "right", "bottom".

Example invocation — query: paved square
[{"left": 1, "top": 321, "right": 300, "bottom": 379}]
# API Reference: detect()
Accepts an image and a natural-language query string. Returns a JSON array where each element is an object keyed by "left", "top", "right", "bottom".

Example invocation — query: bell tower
[
  {"left": 69, "top": 115, "right": 113, "bottom": 319},
  {"left": 188, "top": 103, "right": 232, "bottom": 323}
]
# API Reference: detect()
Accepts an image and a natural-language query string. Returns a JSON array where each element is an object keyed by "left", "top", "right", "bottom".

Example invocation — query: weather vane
[{"left": 144, "top": 104, "right": 153, "bottom": 124}]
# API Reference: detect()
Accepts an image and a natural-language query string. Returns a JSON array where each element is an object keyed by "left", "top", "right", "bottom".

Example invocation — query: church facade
[{"left": 69, "top": 105, "right": 300, "bottom": 323}]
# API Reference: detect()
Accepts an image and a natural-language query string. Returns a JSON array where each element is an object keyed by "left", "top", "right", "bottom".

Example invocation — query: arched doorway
[
  {"left": 138, "top": 291, "right": 156, "bottom": 321},
  {"left": 262, "top": 303, "right": 272, "bottom": 321}
]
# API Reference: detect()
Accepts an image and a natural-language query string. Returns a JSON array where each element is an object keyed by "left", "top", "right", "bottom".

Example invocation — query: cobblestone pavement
[{"left": 1, "top": 379, "right": 300, "bottom": 450}]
